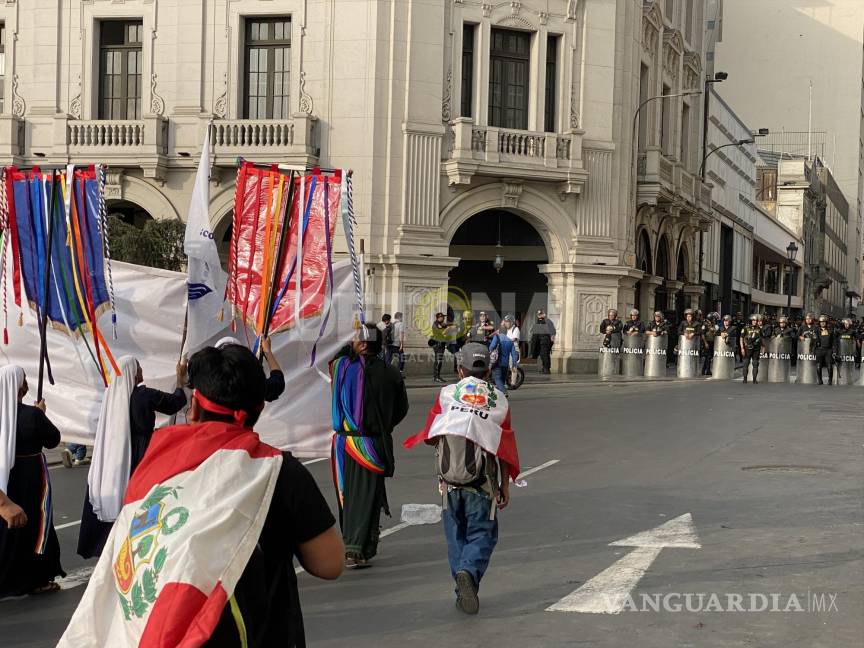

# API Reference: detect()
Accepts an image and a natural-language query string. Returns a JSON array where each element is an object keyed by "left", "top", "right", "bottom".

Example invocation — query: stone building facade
[{"left": 0, "top": 0, "right": 716, "bottom": 372}]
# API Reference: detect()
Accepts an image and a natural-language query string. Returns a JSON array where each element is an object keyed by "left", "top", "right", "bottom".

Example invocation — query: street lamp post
[
  {"left": 786, "top": 242, "right": 798, "bottom": 317},
  {"left": 630, "top": 89, "right": 701, "bottom": 264},
  {"left": 698, "top": 72, "right": 728, "bottom": 312}
]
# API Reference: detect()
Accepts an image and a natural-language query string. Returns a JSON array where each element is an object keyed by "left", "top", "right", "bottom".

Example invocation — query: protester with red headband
[{"left": 59, "top": 344, "right": 343, "bottom": 648}]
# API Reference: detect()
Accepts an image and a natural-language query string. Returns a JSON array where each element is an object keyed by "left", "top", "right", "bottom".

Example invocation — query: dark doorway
[
  {"left": 719, "top": 225, "right": 734, "bottom": 314},
  {"left": 449, "top": 210, "right": 548, "bottom": 329}
]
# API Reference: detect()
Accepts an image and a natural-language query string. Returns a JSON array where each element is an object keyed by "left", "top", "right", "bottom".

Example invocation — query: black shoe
[
  {"left": 818, "top": 379, "right": 823, "bottom": 385},
  {"left": 455, "top": 571, "right": 479, "bottom": 615},
  {"left": 743, "top": 377, "right": 747, "bottom": 384},
  {"left": 752, "top": 379, "right": 758, "bottom": 385}
]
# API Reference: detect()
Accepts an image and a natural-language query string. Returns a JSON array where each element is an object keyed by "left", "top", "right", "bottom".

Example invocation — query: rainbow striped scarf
[
  {"left": 329, "top": 354, "right": 386, "bottom": 505},
  {"left": 34, "top": 453, "right": 52, "bottom": 555}
]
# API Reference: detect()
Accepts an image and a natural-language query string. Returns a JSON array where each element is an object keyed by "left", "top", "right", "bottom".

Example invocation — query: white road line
[
  {"left": 302, "top": 458, "right": 327, "bottom": 466},
  {"left": 55, "top": 520, "right": 82, "bottom": 530},
  {"left": 380, "top": 521, "right": 411, "bottom": 538},
  {"left": 517, "top": 459, "right": 559, "bottom": 480},
  {"left": 57, "top": 566, "right": 94, "bottom": 590}
]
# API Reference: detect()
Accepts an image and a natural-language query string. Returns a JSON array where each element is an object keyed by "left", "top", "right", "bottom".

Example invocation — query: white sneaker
[{"left": 61, "top": 448, "right": 73, "bottom": 469}]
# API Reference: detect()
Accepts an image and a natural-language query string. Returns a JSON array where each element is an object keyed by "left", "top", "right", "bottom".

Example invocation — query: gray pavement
[{"left": 2, "top": 379, "right": 863, "bottom": 647}]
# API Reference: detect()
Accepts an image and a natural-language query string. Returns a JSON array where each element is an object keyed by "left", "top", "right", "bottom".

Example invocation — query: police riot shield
[
  {"left": 796, "top": 338, "right": 818, "bottom": 384},
  {"left": 711, "top": 333, "right": 737, "bottom": 380},
  {"left": 598, "top": 344, "right": 621, "bottom": 378},
  {"left": 767, "top": 337, "right": 792, "bottom": 383},
  {"left": 836, "top": 337, "right": 856, "bottom": 385},
  {"left": 676, "top": 335, "right": 700, "bottom": 379},
  {"left": 643, "top": 334, "right": 667, "bottom": 378},
  {"left": 621, "top": 333, "right": 645, "bottom": 378}
]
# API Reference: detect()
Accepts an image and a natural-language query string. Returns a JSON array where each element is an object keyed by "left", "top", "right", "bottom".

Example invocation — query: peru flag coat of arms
[{"left": 58, "top": 422, "right": 283, "bottom": 648}]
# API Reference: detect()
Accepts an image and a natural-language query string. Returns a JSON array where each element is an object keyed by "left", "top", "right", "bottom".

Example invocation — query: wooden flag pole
[{"left": 37, "top": 171, "right": 58, "bottom": 401}]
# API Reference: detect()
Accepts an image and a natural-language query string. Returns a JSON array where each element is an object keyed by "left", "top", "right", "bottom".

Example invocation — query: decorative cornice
[
  {"left": 298, "top": 71, "right": 313, "bottom": 115},
  {"left": 150, "top": 74, "right": 165, "bottom": 116},
  {"left": 442, "top": 69, "right": 452, "bottom": 122},
  {"left": 11, "top": 75, "right": 24, "bottom": 117}
]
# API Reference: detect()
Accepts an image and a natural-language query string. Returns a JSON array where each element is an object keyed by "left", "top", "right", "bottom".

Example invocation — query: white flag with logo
[{"left": 183, "top": 125, "right": 227, "bottom": 353}]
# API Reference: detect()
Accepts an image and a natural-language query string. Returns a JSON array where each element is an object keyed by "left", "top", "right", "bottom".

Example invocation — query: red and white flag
[
  {"left": 58, "top": 422, "right": 282, "bottom": 648},
  {"left": 404, "top": 377, "right": 520, "bottom": 480}
]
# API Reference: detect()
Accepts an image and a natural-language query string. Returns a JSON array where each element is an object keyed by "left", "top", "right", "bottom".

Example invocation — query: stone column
[
  {"left": 664, "top": 280, "right": 684, "bottom": 311},
  {"left": 682, "top": 283, "right": 705, "bottom": 310},
  {"left": 639, "top": 275, "right": 664, "bottom": 315}
]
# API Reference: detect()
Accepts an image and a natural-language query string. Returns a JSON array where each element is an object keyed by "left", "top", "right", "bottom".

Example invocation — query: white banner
[{"left": 1, "top": 258, "right": 356, "bottom": 457}]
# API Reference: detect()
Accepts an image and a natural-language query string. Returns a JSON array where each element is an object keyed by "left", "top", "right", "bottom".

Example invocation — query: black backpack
[
  {"left": 436, "top": 435, "right": 499, "bottom": 493},
  {"left": 383, "top": 323, "right": 394, "bottom": 346}
]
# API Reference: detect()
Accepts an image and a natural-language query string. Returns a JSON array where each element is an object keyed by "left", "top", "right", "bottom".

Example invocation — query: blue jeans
[
  {"left": 491, "top": 366, "right": 507, "bottom": 393},
  {"left": 66, "top": 443, "right": 86, "bottom": 460},
  {"left": 442, "top": 489, "right": 498, "bottom": 589}
]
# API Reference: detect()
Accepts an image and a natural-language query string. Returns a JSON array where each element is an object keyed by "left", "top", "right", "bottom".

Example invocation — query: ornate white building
[{"left": 0, "top": 0, "right": 715, "bottom": 372}]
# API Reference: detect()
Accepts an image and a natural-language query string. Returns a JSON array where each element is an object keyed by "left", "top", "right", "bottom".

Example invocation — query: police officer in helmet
[
  {"left": 815, "top": 314, "right": 835, "bottom": 385},
  {"left": 740, "top": 314, "right": 765, "bottom": 384}
]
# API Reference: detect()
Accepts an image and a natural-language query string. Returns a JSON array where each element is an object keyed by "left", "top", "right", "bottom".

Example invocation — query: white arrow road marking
[
  {"left": 547, "top": 513, "right": 700, "bottom": 614},
  {"left": 55, "top": 520, "right": 82, "bottom": 530},
  {"left": 516, "top": 459, "right": 559, "bottom": 481},
  {"left": 57, "top": 566, "right": 94, "bottom": 590},
  {"left": 302, "top": 458, "right": 327, "bottom": 466}
]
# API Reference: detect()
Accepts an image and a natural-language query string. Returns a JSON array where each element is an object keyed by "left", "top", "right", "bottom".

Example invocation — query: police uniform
[
  {"left": 600, "top": 318, "right": 623, "bottom": 349},
  {"left": 740, "top": 321, "right": 764, "bottom": 384},
  {"left": 622, "top": 319, "right": 645, "bottom": 335},
  {"left": 701, "top": 319, "right": 719, "bottom": 375},
  {"left": 834, "top": 324, "right": 856, "bottom": 380},
  {"left": 815, "top": 323, "right": 835, "bottom": 385},
  {"left": 646, "top": 319, "right": 669, "bottom": 335}
]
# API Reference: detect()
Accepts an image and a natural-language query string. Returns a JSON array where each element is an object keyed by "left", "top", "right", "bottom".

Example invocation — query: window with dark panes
[
  {"left": 488, "top": 28, "right": 530, "bottom": 130},
  {"left": 99, "top": 20, "right": 143, "bottom": 120},
  {"left": 244, "top": 17, "right": 291, "bottom": 120},
  {"left": 756, "top": 168, "right": 777, "bottom": 201},
  {"left": 660, "top": 83, "right": 671, "bottom": 155},
  {"left": 544, "top": 35, "right": 559, "bottom": 132},
  {"left": 0, "top": 24, "right": 5, "bottom": 113},
  {"left": 460, "top": 24, "right": 475, "bottom": 118}
]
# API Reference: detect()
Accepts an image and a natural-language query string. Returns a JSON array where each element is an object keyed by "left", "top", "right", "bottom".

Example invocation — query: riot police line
[{"left": 598, "top": 309, "right": 864, "bottom": 385}]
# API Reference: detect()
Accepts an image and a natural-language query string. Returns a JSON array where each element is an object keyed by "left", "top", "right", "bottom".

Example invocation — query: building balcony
[
  {"left": 65, "top": 115, "right": 169, "bottom": 180},
  {"left": 210, "top": 113, "right": 319, "bottom": 168},
  {"left": 443, "top": 117, "right": 587, "bottom": 195},
  {"left": 637, "top": 147, "right": 712, "bottom": 225}
]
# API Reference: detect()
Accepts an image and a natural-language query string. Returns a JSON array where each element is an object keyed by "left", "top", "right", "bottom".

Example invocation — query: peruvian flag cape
[
  {"left": 58, "top": 422, "right": 283, "bottom": 648},
  {"left": 404, "top": 377, "right": 520, "bottom": 481}
]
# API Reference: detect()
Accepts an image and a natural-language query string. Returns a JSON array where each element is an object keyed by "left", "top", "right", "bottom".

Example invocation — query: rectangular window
[
  {"left": 638, "top": 63, "right": 649, "bottom": 152},
  {"left": 460, "top": 24, "right": 475, "bottom": 118},
  {"left": 488, "top": 28, "right": 530, "bottom": 130},
  {"left": 99, "top": 20, "right": 143, "bottom": 120},
  {"left": 681, "top": 102, "right": 690, "bottom": 165},
  {"left": 757, "top": 168, "right": 777, "bottom": 201},
  {"left": 684, "top": 0, "right": 693, "bottom": 44},
  {"left": 544, "top": 35, "right": 559, "bottom": 132},
  {"left": 660, "top": 83, "right": 671, "bottom": 155},
  {"left": 244, "top": 17, "right": 292, "bottom": 120}
]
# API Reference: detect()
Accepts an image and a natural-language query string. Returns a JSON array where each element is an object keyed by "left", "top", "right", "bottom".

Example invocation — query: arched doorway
[
  {"left": 634, "top": 229, "right": 653, "bottom": 314},
  {"left": 448, "top": 209, "right": 549, "bottom": 332},
  {"left": 107, "top": 200, "right": 184, "bottom": 271}
]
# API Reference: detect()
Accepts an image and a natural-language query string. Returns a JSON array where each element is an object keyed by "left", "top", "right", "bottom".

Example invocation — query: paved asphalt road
[{"left": 2, "top": 379, "right": 862, "bottom": 647}]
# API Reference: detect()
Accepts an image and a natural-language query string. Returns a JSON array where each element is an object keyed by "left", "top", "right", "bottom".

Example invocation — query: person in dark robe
[
  {"left": 330, "top": 324, "right": 408, "bottom": 568},
  {"left": 77, "top": 358, "right": 187, "bottom": 559},
  {"left": 0, "top": 365, "right": 66, "bottom": 596}
]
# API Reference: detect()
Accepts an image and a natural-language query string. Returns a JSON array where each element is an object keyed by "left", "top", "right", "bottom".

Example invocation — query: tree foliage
[{"left": 108, "top": 215, "right": 186, "bottom": 272}]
